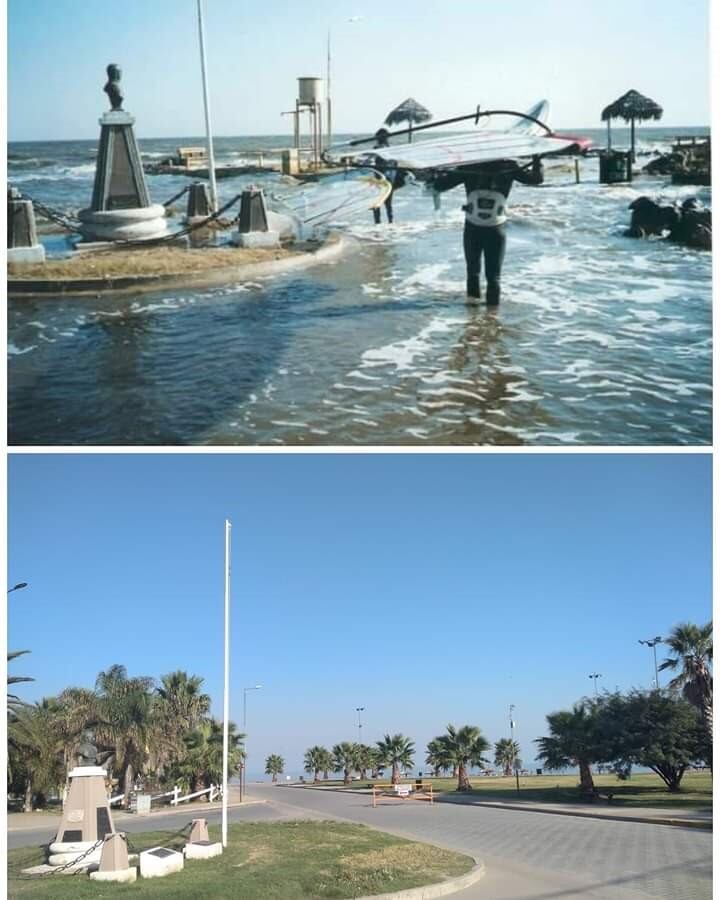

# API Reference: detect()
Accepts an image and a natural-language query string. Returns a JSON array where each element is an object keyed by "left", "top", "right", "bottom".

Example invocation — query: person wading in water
[
  {"left": 429, "top": 156, "right": 543, "bottom": 304},
  {"left": 371, "top": 128, "right": 408, "bottom": 225}
]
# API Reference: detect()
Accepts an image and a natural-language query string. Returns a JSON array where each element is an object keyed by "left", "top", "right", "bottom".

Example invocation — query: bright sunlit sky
[
  {"left": 8, "top": 454, "right": 711, "bottom": 777},
  {"left": 6, "top": 0, "right": 711, "bottom": 141}
]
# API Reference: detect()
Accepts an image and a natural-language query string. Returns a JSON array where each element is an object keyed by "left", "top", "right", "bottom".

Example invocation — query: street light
[
  {"left": 241, "top": 685, "right": 262, "bottom": 801},
  {"left": 509, "top": 705, "right": 520, "bottom": 793},
  {"left": 638, "top": 637, "right": 663, "bottom": 689},
  {"left": 588, "top": 673, "right": 602, "bottom": 698},
  {"left": 7, "top": 583, "right": 28, "bottom": 593},
  {"left": 243, "top": 684, "right": 263, "bottom": 729},
  {"left": 326, "top": 15, "right": 363, "bottom": 147},
  {"left": 355, "top": 706, "right": 365, "bottom": 744}
]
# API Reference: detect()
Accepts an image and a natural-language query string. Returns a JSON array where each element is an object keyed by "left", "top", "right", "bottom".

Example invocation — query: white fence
[{"left": 108, "top": 783, "right": 221, "bottom": 809}]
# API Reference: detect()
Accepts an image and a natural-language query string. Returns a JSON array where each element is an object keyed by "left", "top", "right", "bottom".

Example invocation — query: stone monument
[
  {"left": 47, "top": 733, "right": 115, "bottom": 869},
  {"left": 78, "top": 64, "right": 167, "bottom": 242},
  {"left": 7, "top": 187, "right": 46, "bottom": 263}
]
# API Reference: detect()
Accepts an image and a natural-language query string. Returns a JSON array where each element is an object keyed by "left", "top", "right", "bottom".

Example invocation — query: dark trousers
[
  {"left": 373, "top": 191, "right": 394, "bottom": 224},
  {"left": 463, "top": 222, "right": 506, "bottom": 304}
]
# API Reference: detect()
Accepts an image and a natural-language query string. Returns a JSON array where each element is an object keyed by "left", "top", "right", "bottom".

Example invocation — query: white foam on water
[
  {"left": 8, "top": 343, "right": 37, "bottom": 356},
  {"left": 360, "top": 315, "right": 460, "bottom": 372}
]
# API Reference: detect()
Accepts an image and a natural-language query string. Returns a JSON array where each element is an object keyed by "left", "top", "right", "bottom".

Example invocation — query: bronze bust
[{"left": 104, "top": 64, "right": 124, "bottom": 110}]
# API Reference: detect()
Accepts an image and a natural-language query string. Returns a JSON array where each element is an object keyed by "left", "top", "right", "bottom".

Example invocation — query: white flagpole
[
  {"left": 197, "top": 0, "right": 218, "bottom": 211},
  {"left": 222, "top": 518, "right": 231, "bottom": 847}
]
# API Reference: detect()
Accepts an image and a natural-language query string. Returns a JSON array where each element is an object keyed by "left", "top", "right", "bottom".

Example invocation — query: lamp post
[
  {"left": 355, "top": 706, "right": 365, "bottom": 744},
  {"left": 242, "top": 685, "right": 262, "bottom": 800},
  {"left": 326, "top": 16, "right": 363, "bottom": 148},
  {"left": 638, "top": 637, "right": 663, "bottom": 689},
  {"left": 221, "top": 519, "right": 231, "bottom": 848},
  {"left": 509, "top": 705, "right": 520, "bottom": 793},
  {"left": 7, "top": 583, "right": 28, "bottom": 594},
  {"left": 588, "top": 673, "right": 602, "bottom": 698}
]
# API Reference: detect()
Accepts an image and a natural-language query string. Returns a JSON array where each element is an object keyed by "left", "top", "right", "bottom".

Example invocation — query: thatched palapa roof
[
  {"left": 601, "top": 89, "right": 663, "bottom": 123},
  {"left": 384, "top": 98, "right": 432, "bottom": 127}
]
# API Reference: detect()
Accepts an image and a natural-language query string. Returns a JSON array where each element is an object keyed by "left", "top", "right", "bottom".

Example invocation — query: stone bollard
[
  {"left": 7, "top": 188, "right": 46, "bottom": 263},
  {"left": 89, "top": 833, "right": 137, "bottom": 884},
  {"left": 232, "top": 189, "right": 280, "bottom": 249},
  {"left": 186, "top": 182, "right": 212, "bottom": 222}
]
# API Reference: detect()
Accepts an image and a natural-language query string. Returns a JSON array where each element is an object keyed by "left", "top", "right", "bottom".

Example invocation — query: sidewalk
[
  {"left": 290, "top": 784, "right": 712, "bottom": 830},
  {"left": 7, "top": 785, "right": 265, "bottom": 832},
  {"left": 437, "top": 793, "right": 712, "bottom": 829}
]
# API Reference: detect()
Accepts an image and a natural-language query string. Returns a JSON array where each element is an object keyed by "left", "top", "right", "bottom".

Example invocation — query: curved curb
[
  {"left": 356, "top": 859, "right": 485, "bottom": 900},
  {"left": 8, "top": 233, "right": 345, "bottom": 298}
]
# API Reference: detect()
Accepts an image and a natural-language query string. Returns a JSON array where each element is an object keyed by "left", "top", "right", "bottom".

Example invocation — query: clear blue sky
[
  {"left": 8, "top": 453, "right": 712, "bottom": 777},
  {"left": 7, "top": 0, "right": 710, "bottom": 140}
]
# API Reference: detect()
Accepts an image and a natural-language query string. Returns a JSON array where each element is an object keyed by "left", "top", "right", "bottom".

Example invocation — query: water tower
[{"left": 295, "top": 77, "right": 324, "bottom": 170}]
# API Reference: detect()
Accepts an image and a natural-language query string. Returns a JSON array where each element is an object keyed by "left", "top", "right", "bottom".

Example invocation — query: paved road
[
  {"left": 9, "top": 784, "right": 711, "bottom": 899},
  {"left": 250, "top": 784, "right": 711, "bottom": 900}
]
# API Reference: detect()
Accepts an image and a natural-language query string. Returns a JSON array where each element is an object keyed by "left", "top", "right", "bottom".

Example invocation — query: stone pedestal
[
  {"left": 48, "top": 766, "right": 114, "bottom": 869},
  {"left": 7, "top": 189, "right": 46, "bottom": 263},
  {"left": 78, "top": 111, "right": 166, "bottom": 242},
  {"left": 232, "top": 189, "right": 280, "bottom": 248},
  {"left": 89, "top": 833, "right": 137, "bottom": 883},
  {"left": 187, "top": 182, "right": 212, "bottom": 223}
]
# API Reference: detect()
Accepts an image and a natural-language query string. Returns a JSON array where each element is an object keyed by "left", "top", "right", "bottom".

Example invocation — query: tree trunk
[
  {"left": 359, "top": 767, "right": 367, "bottom": 779},
  {"left": 314, "top": 768, "right": 320, "bottom": 783},
  {"left": 391, "top": 762, "right": 399, "bottom": 785},
  {"left": 452, "top": 765, "right": 457, "bottom": 777},
  {"left": 272, "top": 773, "right": 277, "bottom": 783},
  {"left": 323, "top": 770, "right": 329, "bottom": 780},
  {"left": 578, "top": 760, "right": 595, "bottom": 796},
  {"left": 457, "top": 763, "right": 471, "bottom": 792},
  {"left": 123, "top": 761, "right": 135, "bottom": 809},
  {"left": 344, "top": 767, "right": 350, "bottom": 785},
  {"left": 504, "top": 763, "right": 512, "bottom": 777},
  {"left": 23, "top": 777, "right": 34, "bottom": 813}
]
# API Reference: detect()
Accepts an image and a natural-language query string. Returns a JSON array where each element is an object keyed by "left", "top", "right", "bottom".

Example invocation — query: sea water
[{"left": 7, "top": 128, "right": 712, "bottom": 445}]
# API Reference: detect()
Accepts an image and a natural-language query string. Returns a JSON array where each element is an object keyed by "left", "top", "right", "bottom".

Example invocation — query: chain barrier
[
  {"left": 15, "top": 191, "right": 83, "bottom": 233},
  {"left": 10, "top": 187, "right": 241, "bottom": 245},
  {"left": 13, "top": 819, "right": 195, "bottom": 881},
  {"left": 162, "top": 185, "right": 191, "bottom": 208},
  {"left": 13, "top": 837, "right": 104, "bottom": 879},
  {"left": 91, "top": 193, "right": 244, "bottom": 249},
  {"left": 125, "top": 820, "right": 194, "bottom": 855}
]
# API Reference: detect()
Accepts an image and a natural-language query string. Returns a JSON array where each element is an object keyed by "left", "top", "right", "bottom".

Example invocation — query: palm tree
[
  {"left": 660, "top": 622, "right": 712, "bottom": 737},
  {"left": 425, "top": 738, "right": 451, "bottom": 777},
  {"left": 355, "top": 743, "right": 374, "bottom": 779},
  {"left": 432, "top": 725, "right": 489, "bottom": 791},
  {"left": 7, "top": 650, "right": 34, "bottom": 716},
  {"left": 168, "top": 718, "right": 244, "bottom": 796},
  {"left": 376, "top": 734, "right": 414, "bottom": 785},
  {"left": 153, "top": 671, "right": 211, "bottom": 780},
  {"left": 8, "top": 700, "right": 65, "bottom": 811},
  {"left": 332, "top": 742, "right": 359, "bottom": 784},
  {"left": 93, "top": 665, "right": 156, "bottom": 808},
  {"left": 494, "top": 738, "right": 521, "bottom": 777},
  {"left": 303, "top": 745, "right": 328, "bottom": 782},
  {"left": 265, "top": 754, "right": 285, "bottom": 783},
  {"left": 368, "top": 746, "right": 385, "bottom": 779},
  {"left": 317, "top": 747, "right": 334, "bottom": 780},
  {"left": 535, "top": 703, "right": 599, "bottom": 796}
]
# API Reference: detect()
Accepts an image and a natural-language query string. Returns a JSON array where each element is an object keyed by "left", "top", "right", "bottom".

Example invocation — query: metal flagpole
[
  {"left": 222, "top": 519, "right": 231, "bottom": 847},
  {"left": 197, "top": 0, "right": 218, "bottom": 211},
  {"left": 326, "top": 28, "right": 332, "bottom": 150}
]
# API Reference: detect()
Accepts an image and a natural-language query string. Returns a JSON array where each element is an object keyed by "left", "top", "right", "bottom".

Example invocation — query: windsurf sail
[
  {"left": 268, "top": 169, "right": 392, "bottom": 228},
  {"left": 327, "top": 102, "right": 589, "bottom": 171}
]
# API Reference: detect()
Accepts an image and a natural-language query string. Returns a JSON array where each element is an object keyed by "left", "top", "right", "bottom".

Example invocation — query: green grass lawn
[
  {"left": 8, "top": 820, "right": 474, "bottom": 899},
  {"left": 313, "top": 772, "right": 712, "bottom": 810}
]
